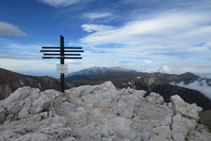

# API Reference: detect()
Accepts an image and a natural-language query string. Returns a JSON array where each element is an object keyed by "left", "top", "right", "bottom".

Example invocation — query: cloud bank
[
  {"left": 171, "top": 80, "right": 211, "bottom": 100},
  {"left": 79, "top": 7, "right": 211, "bottom": 74}
]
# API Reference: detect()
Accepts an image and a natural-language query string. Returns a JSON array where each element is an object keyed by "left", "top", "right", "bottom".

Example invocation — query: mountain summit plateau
[{"left": 0, "top": 81, "right": 210, "bottom": 141}]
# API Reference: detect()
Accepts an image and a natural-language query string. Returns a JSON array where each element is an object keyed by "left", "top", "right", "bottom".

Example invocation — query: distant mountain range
[
  {"left": 65, "top": 66, "right": 211, "bottom": 110},
  {"left": 1, "top": 66, "right": 211, "bottom": 110},
  {"left": 66, "top": 66, "right": 137, "bottom": 77},
  {"left": 0, "top": 68, "right": 71, "bottom": 100}
]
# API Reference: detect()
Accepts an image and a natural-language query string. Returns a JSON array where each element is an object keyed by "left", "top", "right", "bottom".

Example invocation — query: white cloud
[
  {"left": 0, "top": 22, "right": 26, "bottom": 36},
  {"left": 0, "top": 40, "right": 84, "bottom": 76},
  {"left": 199, "top": 74, "right": 211, "bottom": 79},
  {"left": 79, "top": 9, "right": 211, "bottom": 74},
  {"left": 65, "top": 59, "right": 81, "bottom": 64},
  {"left": 0, "top": 58, "right": 54, "bottom": 71},
  {"left": 175, "top": 67, "right": 211, "bottom": 74},
  {"left": 0, "top": 53, "right": 28, "bottom": 59},
  {"left": 81, "top": 24, "right": 113, "bottom": 33},
  {"left": 144, "top": 60, "right": 152, "bottom": 64},
  {"left": 7, "top": 43, "right": 41, "bottom": 50},
  {"left": 38, "top": 0, "right": 80, "bottom": 7},
  {"left": 145, "top": 65, "right": 172, "bottom": 73},
  {"left": 82, "top": 12, "right": 112, "bottom": 20},
  {"left": 0, "top": 53, "right": 27, "bottom": 59},
  {"left": 0, "top": 41, "right": 55, "bottom": 60},
  {"left": 81, "top": 11, "right": 211, "bottom": 45}
]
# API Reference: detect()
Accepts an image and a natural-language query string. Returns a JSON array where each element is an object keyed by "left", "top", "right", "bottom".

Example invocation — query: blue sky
[{"left": 0, "top": 0, "right": 211, "bottom": 76}]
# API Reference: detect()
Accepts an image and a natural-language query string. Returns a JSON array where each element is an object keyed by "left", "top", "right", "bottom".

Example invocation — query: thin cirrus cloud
[
  {"left": 38, "top": 0, "right": 95, "bottom": 7},
  {"left": 38, "top": 0, "right": 80, "bottom": 7},
  {"left": 82, "top": 12, "right": 112, "bottom": 20},
  {"left": 80, "top": 11, "right": 211, "bottom": 46},
  {"left": 80, "top": 10, "right": 211, "bottom": 61},
  {"left": 0, "top": 53, "right": 28, "bottom": 59},
  {"left": 0, "top": 22, "right": 26, "bottom": 36},
  {"left": 81, "top": 24, "right": 113, "bottom": 33},
  {"left": 0, "top": 41, "right": 48, "bottom": 60}
]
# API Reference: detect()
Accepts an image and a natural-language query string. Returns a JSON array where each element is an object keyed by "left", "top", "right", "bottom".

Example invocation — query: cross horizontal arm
[
  {"left": 40, "top": 50, "right": 60, "bottom": 52},
  {"left": 40, "top": 50, "right": 84, "bottom": 52},
  {"left": 64, "top": 50, "right": 84, "bottom": 52},
  {"left": 42, "top": 47, "right": 60, "bottom": 49},
  {"left": 64, "top": 54, "right": 81, "bottom": 56},
  {"left": 64, "top": 47, "right": 82, "bottom": 49},
  {"left": 43, "top": 53, "right": 81, "bottom": 56},
  {"left": 42, "top": 47, "right": 82, "bottom": 49},
  {"left": 65, "top": 57, "right": 82, "bottom": 59},
  {"left": 43, "top": 53, "right": 60, "bottom": 55},
  {"left": 42, "top": 57, "right": 82, "bottom": 59}
]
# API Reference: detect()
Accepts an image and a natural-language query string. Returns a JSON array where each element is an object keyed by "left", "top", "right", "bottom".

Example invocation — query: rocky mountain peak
[
  {"left": 109, "top": 66, "right": 135, "bottom": 72},
  {"left": 88, "top": 66, "right": 107, "bottom": 70},
  {"left": 66, "top": 66, "right": 136, "bottom": 77},
  {"left": 0, "top": 81, "right": 210, "bottom": 141},
  {"left": 179, "top": 72, "right": 200, "bottom": 79}
]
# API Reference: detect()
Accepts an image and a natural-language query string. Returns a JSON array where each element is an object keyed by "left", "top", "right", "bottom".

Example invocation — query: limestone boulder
[
  {"left": 171, "top": 95, "right": 200, "bottom": 120},
  {"left": 171, "top": 114, "right": 196, "bottom": 141},
  {"left": 146, "top": 92, "right": 164, "bottom": 104},
  {"left": 109, "top": 117, "right": 143, "bottom": 140}
]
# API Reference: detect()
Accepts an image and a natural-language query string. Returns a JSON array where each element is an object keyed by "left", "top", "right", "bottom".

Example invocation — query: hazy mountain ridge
[
  {"left": 66, "top": 66, "right": 137, "bottom": 77},
  {"left": 0, "top": 68, "right": 71, "bottom": 100},
  {"left": 0, "top": 81, "right": 210, "bottom": 140}
]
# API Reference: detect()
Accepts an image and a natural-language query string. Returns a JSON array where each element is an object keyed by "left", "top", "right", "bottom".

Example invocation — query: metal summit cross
[{"left": 40, "top": 35, "right": 84, "bottom": 92}]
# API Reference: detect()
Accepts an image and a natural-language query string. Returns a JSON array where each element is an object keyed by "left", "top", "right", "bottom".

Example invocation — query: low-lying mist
[{"left": 170, "top": 80, "right": 211, "bottom": 100}]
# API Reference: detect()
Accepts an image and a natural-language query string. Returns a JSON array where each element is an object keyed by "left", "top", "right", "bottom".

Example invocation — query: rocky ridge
[
  {"left": 0, "top": 68, "right": 67, "bottom": 100},
  {"left": 0, "top": 81, "right": 210, "bottom": 141}
]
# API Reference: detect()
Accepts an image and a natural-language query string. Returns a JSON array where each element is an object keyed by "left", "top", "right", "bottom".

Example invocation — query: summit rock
[{"left": 0, "top": 81, "right": 210, "bottom": 141}]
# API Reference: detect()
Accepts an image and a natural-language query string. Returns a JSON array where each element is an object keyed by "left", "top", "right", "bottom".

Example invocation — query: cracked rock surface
[{"left": 0, "top": 81, "right": 210, "bottom": 141}]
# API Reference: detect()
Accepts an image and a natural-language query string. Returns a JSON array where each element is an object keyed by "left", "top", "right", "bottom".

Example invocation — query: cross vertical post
[{"left": 60, "top": 35, "right": 65, "bottom": 92}]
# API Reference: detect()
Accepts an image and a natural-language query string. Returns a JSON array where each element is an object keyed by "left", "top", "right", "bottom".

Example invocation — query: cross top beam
[{"left": 40, "top": 35, "right": 84, "bottom": 92}]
